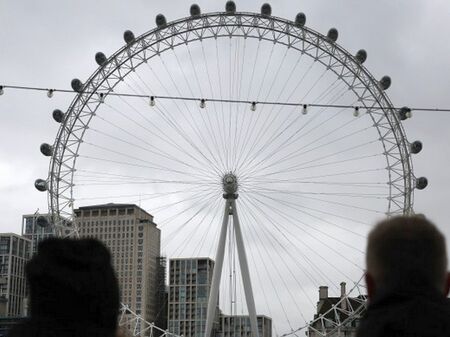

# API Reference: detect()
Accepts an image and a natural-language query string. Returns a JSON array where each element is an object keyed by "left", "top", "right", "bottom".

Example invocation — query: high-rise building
[
  {"left": 168, "top": 258, "right": 219, "bottom": 337},
  {"left": 22, "top": 213, "right": 55, "bottom": 255},
  {"left": 218, "top": 315, "right": 272, "bottom": 337},
  {"left": 0, "top": 234, "right": 31, "bottom": 317},
  {"left": 74, "top": 203, "right": 161, "bottom": 335}
]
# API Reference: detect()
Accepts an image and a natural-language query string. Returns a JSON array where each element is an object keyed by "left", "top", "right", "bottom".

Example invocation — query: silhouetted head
[
  {"left": 21, "top": 238, "right": 119, "bottom": 337},
  {"left": 365, "top": 215, "right": 449, "bottom": 299}
]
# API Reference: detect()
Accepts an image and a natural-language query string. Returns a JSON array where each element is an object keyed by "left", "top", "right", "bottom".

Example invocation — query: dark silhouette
[
  {"left": 357, "top": 215, "right": 450, "bottom": 337},
  {"left": 8, "top": 238, "right": 119, "bottom": 337}
]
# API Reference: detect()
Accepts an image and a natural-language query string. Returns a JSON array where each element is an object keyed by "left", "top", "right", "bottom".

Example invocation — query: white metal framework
[{"left": 37, "top": 4, "right": 423, "bottom": 337}]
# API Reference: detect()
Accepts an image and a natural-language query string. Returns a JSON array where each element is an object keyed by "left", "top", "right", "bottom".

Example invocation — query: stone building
[
  {"left": 307, "top": 282, "right": 366, "bottom": 337},
  {"left": 74, "top": 203, "right": 161, "bottom": 336}
]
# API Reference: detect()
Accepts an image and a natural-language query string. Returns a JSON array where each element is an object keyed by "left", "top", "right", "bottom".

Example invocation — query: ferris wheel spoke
[
  {"left": 240, "top": 87, "right": 354, "bottom": 176},
  {"left": 233, "top": 40, "right": 262, "bottom": 170},
  {"left": 88, "top": 127, "right": 215, "bottom": 177},
  {"left": 171, "top": 47, "right": 227, "bottom": 171},
  {"left": 199, "top": 42, "right": 230, "bottom": 171},
  {"left": 246, "top": 191, "right": 366, "bottom": 252},
  {"left": 238, "top": 207, "right": 301, "bottom": 330},
  {"left": 242, "top": 105, "right": 353, "bottom": 175},
  {"left": 243, "top": 190, "right": 369, "bottom": 237},
  {"left": 154, "top": 190, "right": 218, "bottom": 227},
  {"left": 244, "top": 167, "right": 386, "bottom": 184},
  {"left": 299, "top": 68, "right": 328, "bottom": 103},
  {"left": 241, "top": 197, "right": 326, "bottom": 291},
  {"left": 235, "top": 48, "right": 289, "bottom": 169},
  {"left": 76, "top": 185, "right": 214, "bottom": 202},
  {"left": 245, "top": 193, "right": 364, "bottom": 272},
  {"left": 240, "top": 195, "right": 356, "bottom": 283},
  {"left": 137, "top": 64, "right": 224, "bottom": 174},
  {"left": 238, "top": 212, "right": 281, "bottom": 337},
  {"left": 80, "top": 142, "right": 216, "bottom": 180},
  {"left": 192, "top": 202, "right": 222, "bottom": 258},
  {"left": 250, "top": 135, "right": 377, "bottom": 177},
  {"left": 235, "top": 50, "right": 305, "bottom": 172},
  {"left": 75, "top": 168, "right": 218, "bottom": 185},
  {"left": 243, "top": 179, "right": 388, "bottom": 189},
  {"left": 131, "top": 72, "right": 225, "bottom": 176},
  {"left": 102, "top": 99, "right": 220, "bottom": 175},
  {"left": 247, "top": 186, "right": 386, "bottom": 200},
  {"left": 161, "top": 193, "right": 219, "bottom": 249},
  {"left": 239, "top": 89, "right": 352, "bottom": 175},
  {"left": 255, "top": 153, "right": 383, "bottom": 177},
  {"left": 170, "top": 197, "right": 221, "bottom": 257},
  {"left": 233, "top": 42, "right": 273, "bottom": 169},
  {"left": 76, "top": 155, "right": 217, "bottom": 183},
  {"left": 240, "top": 196, "right": 339, "bottom": 291},
  {"left": 240, "top": 199, "right": 311, "bottom": 324},
  {"left": 239, "top": 68, "right": 342, "bottom": 174}
]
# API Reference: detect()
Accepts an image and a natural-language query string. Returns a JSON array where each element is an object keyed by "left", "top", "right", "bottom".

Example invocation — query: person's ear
[
  {"left": 365, "top": 272, "right": 376, "bottom": 301},
  {"left": 444, "top": 272, "right": 450, "bottom": 296}
]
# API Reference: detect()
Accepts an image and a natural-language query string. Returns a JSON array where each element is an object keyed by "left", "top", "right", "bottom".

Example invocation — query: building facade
[
  {"left": 22, "top": 213, "right": 55, "bottom": 255},
  {"left": 307, "top": 283, "right": 365, "bottom": 337},
  {"left": 0, "top": 234, "right": 30, "bottom": 317},
  {"left": 218, "top": 315, "right": 272, "bottom": 337},
  {"left": 74, "top": 203, "right": 161, "bottom": 335},
  {"left": 168, "top": 258, "right": 219, "bottom": 337}
]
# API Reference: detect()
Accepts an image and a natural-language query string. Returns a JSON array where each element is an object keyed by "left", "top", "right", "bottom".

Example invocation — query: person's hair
[
  {"left": 366, "top": 215, "right": 448, "bottom": 291},
  {"left": 18, "top": 238, "right": 120, "bottom": 337}
]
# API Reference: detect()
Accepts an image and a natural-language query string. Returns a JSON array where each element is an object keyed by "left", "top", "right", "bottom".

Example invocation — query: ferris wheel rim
[{"left": 45, "top": 9, "right": 415, "bottom": 336}]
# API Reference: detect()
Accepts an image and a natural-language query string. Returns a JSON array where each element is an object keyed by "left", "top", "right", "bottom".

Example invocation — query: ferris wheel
[{"left": 34, "top": 2, "right": 428, "bottom": 336}]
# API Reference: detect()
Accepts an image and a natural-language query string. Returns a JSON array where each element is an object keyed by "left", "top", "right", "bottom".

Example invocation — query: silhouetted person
[
  {"left": 8, "top": 238, "right": 120, "bottom": 337},
  {"left": 357, "top": 215, "right": 450, "bottom": 337}
]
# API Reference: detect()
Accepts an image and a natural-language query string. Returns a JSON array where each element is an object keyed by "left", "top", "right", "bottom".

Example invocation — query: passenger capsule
[
  {"left": 379, "top": 76, "right": 391, "bottom": 90},
  {"left": 355, "top": 49, "right": 367, "bottom": 64},
  {"left": 416, "top": 177, "right": 428, "bottom": 190},
  {"left": 95, "top": 52, "right": 107, "bottom": 66},
  {"left": 123, "top": 30, "right": 135, "bottom": 44},
  {"left": 156, "top": 14, "right": 167, "bottom": 27},
  {"left": 40, "top": 143, "right": 53, "bottom": 157},
  {"left": 398, "top": 106, "right": 411, "bottom": 121},
  {"left": 410, "top": 141, "right": 423, "bottom": 154},
  {"left": 261, "top": 3, "right": 272, "bottom": 16},
  {"left": 34, "top": 179, "right": 48, "bottom": 192},
  {"left": 52, "top": 109, "right": 65, "bottom": 123},
  {"left": 36, "top": 216, "right": 50, "bottom": 228},
  {"left": 71, "top": 79, "right": 83, "bottom": 93},
  {"left": 327, "top": 28, "right": 338, "bottom": 42},
  {"left": 295, "top": 13, "right": 306, "bottom": 27},
  {"left": 225, "top": 1, "right": 236, "bottom": 13},
  {"left": 190, "top": 4, "right": 201, "bottom": 16}
]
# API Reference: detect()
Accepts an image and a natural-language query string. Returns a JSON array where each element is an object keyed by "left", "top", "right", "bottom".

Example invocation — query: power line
[{"left": 1, "top": 83, "right": 450, "bottom": 112}]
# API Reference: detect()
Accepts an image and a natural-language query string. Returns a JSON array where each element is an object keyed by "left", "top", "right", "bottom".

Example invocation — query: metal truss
[{"left": 46, "top": 9, "right": 416, "bottom": 337}]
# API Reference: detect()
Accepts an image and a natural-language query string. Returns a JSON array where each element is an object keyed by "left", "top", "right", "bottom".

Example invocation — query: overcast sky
[{"left": 1, "top": 0, "right": 450, "bottom": 333}]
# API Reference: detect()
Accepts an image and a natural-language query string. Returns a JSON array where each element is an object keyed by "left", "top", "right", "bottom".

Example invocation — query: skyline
[{"left": 1, "top": 1, "right": 450, "bottom": 335}]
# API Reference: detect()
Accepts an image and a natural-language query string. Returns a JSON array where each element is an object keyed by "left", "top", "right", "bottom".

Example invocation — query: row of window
[{"left": 75, "top": 208, "right": 135, "bottom": 217}]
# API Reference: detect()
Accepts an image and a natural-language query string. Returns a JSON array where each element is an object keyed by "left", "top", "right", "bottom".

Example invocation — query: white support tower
[{"left": 204, "top": 173, "right": 259, "bottom": 337}]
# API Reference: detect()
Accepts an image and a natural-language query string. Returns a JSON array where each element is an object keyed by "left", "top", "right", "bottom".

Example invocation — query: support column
[
  {"left": 231, "top": 199, "right": 259, "bottom": 337},
  {"left": 204, "top": 200, "right": 231, "bottom": 337}
]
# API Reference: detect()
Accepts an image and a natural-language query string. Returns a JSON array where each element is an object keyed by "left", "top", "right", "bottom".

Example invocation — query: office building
[
  {"left": 218, "top": 315, "right": 272, "bottom": 337},
  {"left": 74, "top": 203, "right": 161, "bottom": 335},
  {"left": 168, "top": 258, "right": 219, "bottom": 337},
  {"left": 22, "top": 213, "right": 55, "bottom": 255},
  {"left": 0, "top": 234, "right": 31, "bottom": 317}
]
